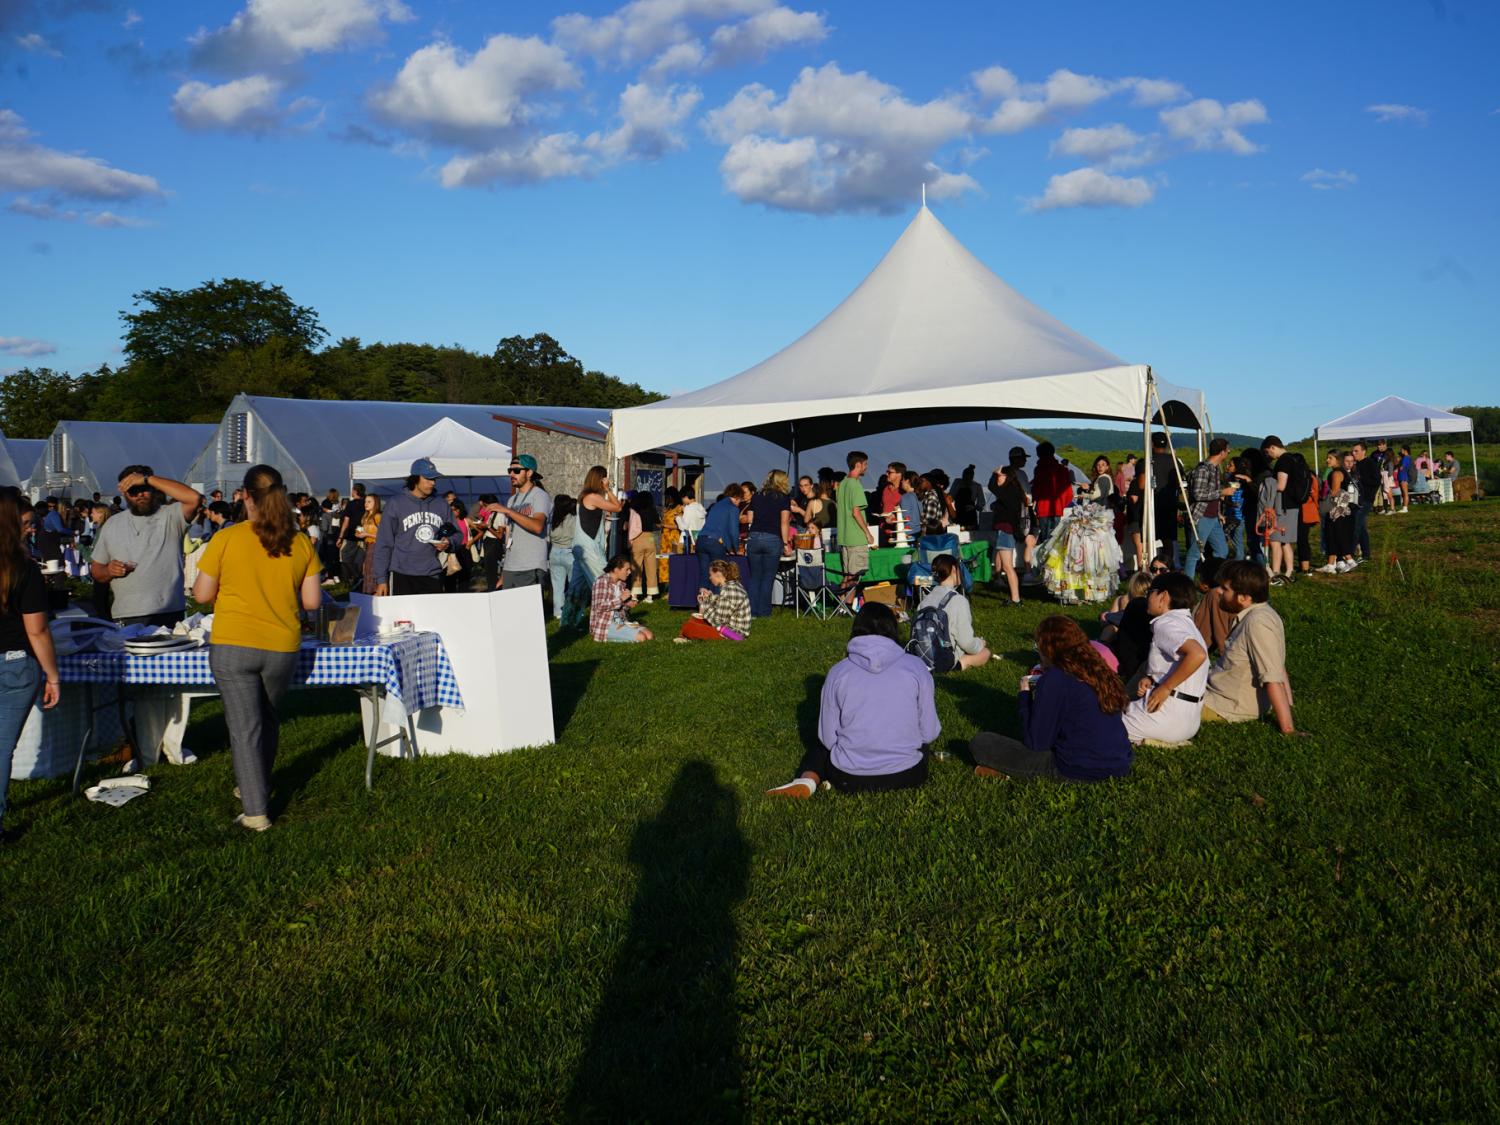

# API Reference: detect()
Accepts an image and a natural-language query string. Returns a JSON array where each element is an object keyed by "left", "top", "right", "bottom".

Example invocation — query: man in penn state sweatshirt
[{"left": 371, "top": 458, "right": 453, "bottom": 595}]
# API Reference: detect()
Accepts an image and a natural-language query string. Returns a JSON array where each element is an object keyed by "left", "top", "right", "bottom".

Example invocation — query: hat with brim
[{"left": 410, "top": 457, "right": 439, "bottom": 480}]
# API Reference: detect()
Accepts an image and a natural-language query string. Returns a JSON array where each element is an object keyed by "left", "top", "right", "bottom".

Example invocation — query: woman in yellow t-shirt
[{"left": 193, "top": 465, "right": 322, "bottom": 832}]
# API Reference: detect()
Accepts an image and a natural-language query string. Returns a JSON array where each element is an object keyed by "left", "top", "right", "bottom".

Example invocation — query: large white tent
[
  {"left": 610, "top": 205, "right": 1204, "bottom": 550},
  {"left": 0, "top": 429, "right": 25, "bottom": 488},
  {"left": 27, "top": 420, "right": 218, "bottom": 500},
  {"left": 349, "top": 417, "right": 513, "bottom": 492},
  {"left": 1314, "top": 395, "right": 1478, "bottom": 474},
  {"left": 6, "top": 439, "right": 44, "bottom": 488}
]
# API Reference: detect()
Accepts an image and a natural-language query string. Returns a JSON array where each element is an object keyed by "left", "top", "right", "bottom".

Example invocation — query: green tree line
[{"left": 0, "top": 278, "right": 662, "bottom": 438}]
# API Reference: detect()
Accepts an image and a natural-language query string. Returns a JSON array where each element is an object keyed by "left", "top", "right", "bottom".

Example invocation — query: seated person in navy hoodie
[
  {"left": 969, "top": 615, "right": 1132, "bottom": 782},
  {"left": 767, "top": 603, "right": 939, "bottom": 798}
]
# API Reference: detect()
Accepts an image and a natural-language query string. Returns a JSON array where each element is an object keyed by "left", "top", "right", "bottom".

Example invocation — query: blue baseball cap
[{"left": 410, "top": 457, "right": 439, "bottom": 479}]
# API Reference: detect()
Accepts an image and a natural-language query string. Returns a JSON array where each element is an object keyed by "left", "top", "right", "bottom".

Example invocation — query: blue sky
[{"left": 2, "top": 0, "right": 1497, "bottom": 439}]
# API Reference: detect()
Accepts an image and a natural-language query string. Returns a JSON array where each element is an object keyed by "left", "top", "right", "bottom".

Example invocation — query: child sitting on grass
[
  {"left": 767, "top": 604, "right": 939, "bottom": 798},
  {"left": 970, "top": 615, "right": 1132, "bottom": 782},
  {"left": 589, "top": 554, "right": 653, "bottom": 644},
  {"left": 676, "top": 560, "right": 751, "bottom": 642}
]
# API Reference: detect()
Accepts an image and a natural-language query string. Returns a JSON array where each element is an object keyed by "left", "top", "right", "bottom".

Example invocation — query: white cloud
[
  {"left": 642, "top": 39, "right": 707, "bottom": 81},
  {"left": 1301, "top": 167, "right": 1357, "bottom": 190},
  {"left": 706, "top": 64, "right": 977, "bottom": 214},
  {"left": 8, "top": 197, "right": 154, "bottom": 227},
  {"left": 977, "top": 68, "right": 1119, "bottom": 135},
  {"left": 123, "top": 9, "right": 142, "bottom": 29},
  {"left": 1159, "top": 98, "right": 1268, "bottom": 154},
  {"left": 1126, "top": 77, "right": 1189, "bottom": 106},
  {"left": 0, "top": 110, "right": 163, "bottom": 201},
  {"left": 1367, "top": 103, "right": 1429, "bottom": 125},
  {"left": 708, "top": 6, "right": 827, "bottom": 64},
  {"left": 1027, "top": 167, "right": 1154, "bottom": 211},
  {"left": 553, "top": 0, "right": 766, "bottom": 65},
  {"left": 971, "top": 65, "right": 1019, "bottom": 100},
  {"left": 440, "top": 134, "right": 591, "bottom": 188},
  {"left": 1050, "top": 124, "right": 1142, "bottom": 161},
  {"left": 593, "top": 81, "right": 702, "bottom": 160},
  {"left": 192, "top": 0, "right": 413, "bottom": 72},
  {"left": 16, "top": 32, "right": 61, "bottom": 57},
  {"left": 172, "top": 75, "right": 289, "bottom": 132},
  {"left": 371, "top": 35, "right": 581, "bottom": 145},
  {"left": 0, "top": 336, "right": 58, "bottom": 358}
]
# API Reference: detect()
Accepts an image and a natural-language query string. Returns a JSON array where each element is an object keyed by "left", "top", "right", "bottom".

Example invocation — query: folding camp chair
[
  {"left": 904, "top": 533, "right": 971, "bottom": 599},
  {"left": 796, "top": 549, "right": 854, "bottom": 620}
]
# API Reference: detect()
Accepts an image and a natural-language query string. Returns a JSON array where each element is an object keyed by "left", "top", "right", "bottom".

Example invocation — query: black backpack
[
  {"left": 907, "top": 588, "right": 957, "bottom": 673},
  {"left": 1284, "top": 455, "right": 1313, "bottom": 504}
]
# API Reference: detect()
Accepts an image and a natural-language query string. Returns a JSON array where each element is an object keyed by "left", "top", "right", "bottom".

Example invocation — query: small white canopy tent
[
  {"left": 610, "top": 205, "right": 1204, "bottom": 552},
  {"left": 1314, "top": 395, "right": 1477, "bottom": 476},
  {"left": 349, "top": 417, "right": 513, "bottom": 490}
]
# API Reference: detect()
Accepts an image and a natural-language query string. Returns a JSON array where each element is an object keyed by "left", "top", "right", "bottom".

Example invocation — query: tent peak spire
[{"left": 921, "top": 182, "right": 926, "bottom": 209}]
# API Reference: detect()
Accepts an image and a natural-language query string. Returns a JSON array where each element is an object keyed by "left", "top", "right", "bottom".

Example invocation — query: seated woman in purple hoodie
[
  {"left": 767, "top": 604, "right": 940, "bottom": 798},
  {"left": 969, "top": 615, "right": 1132, "bottom": 782}
]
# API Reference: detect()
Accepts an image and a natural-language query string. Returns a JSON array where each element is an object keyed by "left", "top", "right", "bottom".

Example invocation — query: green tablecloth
[{"left": 821, "top": 540, "right": 992, "bottom": 584}]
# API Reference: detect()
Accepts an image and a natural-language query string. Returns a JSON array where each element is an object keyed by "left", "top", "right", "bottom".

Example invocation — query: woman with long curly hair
[
  {"left": 969, "top": 615, "right": 1132, "bottom": 782},
  {"left": 193, "top": 466, "right": 323, "bottom": 831}
]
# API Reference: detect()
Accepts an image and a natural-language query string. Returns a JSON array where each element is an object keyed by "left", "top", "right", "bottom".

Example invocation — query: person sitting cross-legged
[
  {"left": 767, "top": 604, "right": 939, "bottom": 798},
  {"left": 677, "top": 559, "right": 751, "bottom": 642},
  {"left": 589, "top": 554, "right": 653, "bottom": 644},
  {"left": 970, "top": 615, "right": 1132, "bottom": 782},
  {"left": 1201, "top": 560, "right": 1305, "bottom": 735},
  {"left": 912, "top": 553, "right": 991, "bottom": 671},
  {"left": 1122, "top": 572, "right": 1209, "bottom": 746}
]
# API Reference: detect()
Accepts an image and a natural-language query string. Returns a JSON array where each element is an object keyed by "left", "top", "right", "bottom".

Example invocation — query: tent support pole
[
  {"left": 1313, "top": 433, "right": 1318, "bottom": 469},
  {"left": 1151, "top": 383, "right": 1201, "bottom": 552},
  {"left": 1471, "top": 428, "right": 1480, "bottom": 498},
  {"left": 1426, "top": 420, "right": 1434, "bottom": 468},
  {"left": 1142, "top": 380, "right": 1155, "bottom": 565}
]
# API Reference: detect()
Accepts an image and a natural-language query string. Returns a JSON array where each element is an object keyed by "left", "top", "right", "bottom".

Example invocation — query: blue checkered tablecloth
[{"left": 57, "top": 632, "right": 463, "bottom": 716}]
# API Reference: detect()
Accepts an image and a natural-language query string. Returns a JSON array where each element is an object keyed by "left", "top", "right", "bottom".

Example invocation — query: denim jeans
[
  {"left": 1184, "top": 516, "right": 1228, "bottom": 579},
  {"left": 1354, "top": 503, "right": 1371, "bottom": 557},
  {"left": 745, "top": 531, "right": 781, "bottom": 617},
  {"left": 0, "top": 655, "right": 42, "bottom": 829},
  {"left": 1228, "top": 519, "right": 1245, "bottom": 560}
]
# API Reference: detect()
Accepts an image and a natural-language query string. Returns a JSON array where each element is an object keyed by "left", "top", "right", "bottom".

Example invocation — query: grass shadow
[
  {"left": 566, "top": 759, "right": 750, "bottom": 1122},
  {"left": 551, "top": 659, "right": 602, "bottom": 743},
  {"left": 270, "top": 730, "right": 354, "bottom": 817},
  {"left": 795, "top": 673, "right": 824, "bottom": 758}
]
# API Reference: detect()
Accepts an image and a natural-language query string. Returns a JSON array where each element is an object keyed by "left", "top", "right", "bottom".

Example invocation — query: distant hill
[{"left": 1022, "top": 427, "right": 1262, "bottom": 453}]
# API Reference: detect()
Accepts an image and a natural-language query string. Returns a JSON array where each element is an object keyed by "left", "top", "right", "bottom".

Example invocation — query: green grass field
[{"left": 3, "top": 490, "right": 1498, "bottom": 1119}]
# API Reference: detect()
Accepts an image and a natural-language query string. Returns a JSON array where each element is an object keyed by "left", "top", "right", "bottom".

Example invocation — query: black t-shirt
[
  {"left": 1, "top": 561, "right": 48, "bottom": 657},
  {"left": 747, "top": 491, "right": 790, "bottom": 536},
  {"left": 1353, "top": 458, "right": 1381, "bottom": 505},
  {"left": 338, "top": 500, "right": 362, "bottom": 536}
]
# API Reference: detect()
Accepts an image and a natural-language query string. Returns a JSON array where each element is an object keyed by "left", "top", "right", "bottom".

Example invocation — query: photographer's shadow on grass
[{"left": 566, "top": 760, "right": 750, "bottom": 1122}]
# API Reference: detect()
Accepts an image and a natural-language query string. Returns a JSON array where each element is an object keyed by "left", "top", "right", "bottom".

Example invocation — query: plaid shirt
[
  {"left": 701, "top": 580, "right": 751, "bottom": 635},
  {"left": 589, "top": 574, "right": 630, "bottom": 642},
  {"left": 1187, "top": 459, "right": 1223, "bottom": 521}
]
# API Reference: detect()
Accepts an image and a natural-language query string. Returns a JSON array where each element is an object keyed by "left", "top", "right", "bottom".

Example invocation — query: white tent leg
[
  {"left": 1142, "top": 398, "right": 1155, "bottom": 567},
  {"left": 1313, "top": 435, "right": 1318, "bottom": 468},
  {"left": 1471, "top": 429, "right": 1481, "bottom": 497}
]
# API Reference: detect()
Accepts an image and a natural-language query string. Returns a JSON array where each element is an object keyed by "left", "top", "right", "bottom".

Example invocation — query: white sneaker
[
  {"left": 164, "top": 748, "right": 198, "bottom": 766},
  {"left": 1398, "top": 508, "right": 1409, "bottom": 514},
  {"left": 1315, "top": 564, "right": 1338, "bottom": 574},
  {"left": 122, "top": 758, "right": 141, "bottom": 775}
]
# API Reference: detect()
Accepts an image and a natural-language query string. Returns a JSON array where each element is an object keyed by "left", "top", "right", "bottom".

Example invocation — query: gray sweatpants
[{"left": 209, "top": 644, "right": 299, "bottom": 819}]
